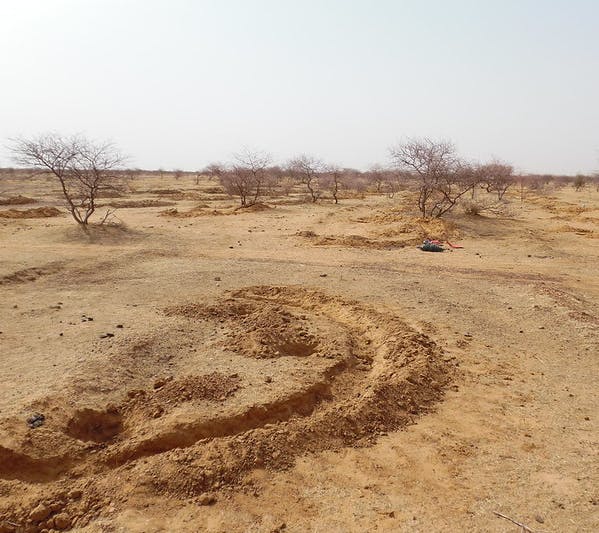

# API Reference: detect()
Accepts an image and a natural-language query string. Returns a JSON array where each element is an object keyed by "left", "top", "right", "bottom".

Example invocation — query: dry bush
[
  {"left": 573, "top": 175, "right": 586, "bottom": 191},
  {"left": 461, "top": 197, "right": 514, "bottom": 217}
]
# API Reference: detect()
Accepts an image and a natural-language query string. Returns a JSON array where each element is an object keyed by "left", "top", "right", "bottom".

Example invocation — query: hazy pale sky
[{"left": 1, "top": 0, "right": 598, "bottom": 174}]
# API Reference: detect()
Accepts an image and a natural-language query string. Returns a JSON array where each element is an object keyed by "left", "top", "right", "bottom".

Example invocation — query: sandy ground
[{"left": 0, "top": 176, "right": 597, "bottom": 532}]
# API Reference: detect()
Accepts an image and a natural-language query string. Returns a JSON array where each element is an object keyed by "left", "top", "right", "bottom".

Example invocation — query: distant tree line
[{"left": 5, "top": 133, "right": 598, "bottom": 225}]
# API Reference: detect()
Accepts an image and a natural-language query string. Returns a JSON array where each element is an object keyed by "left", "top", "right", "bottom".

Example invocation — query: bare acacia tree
[
  {"left": 322, "top": 165, "right": 344, "bottom": 204},
  {"left": 232, "top": 149, "right": 271, "bottom": 205},
  {"left": 390, "top": 138, "right": 477, "bottom": 217},
  {"left": 206, "top": 149, "right": 271, "bottom": 207},
  {"left": 477, "top": 160, "right": 514, "bottom": 200},
  {"left": 287, "top": 154, "right": 325, "bottom": 203},
  {"left": 10, "top": 134, "right": 126, "bottom": 225}
]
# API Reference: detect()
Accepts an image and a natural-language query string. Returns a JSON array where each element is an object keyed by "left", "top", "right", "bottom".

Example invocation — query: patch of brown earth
[
  {"left": 0, "top": 262, "right": 64, "bottom": 285},
  {"left": 0, "top": 207, "right": 62, "bottom": 219}
]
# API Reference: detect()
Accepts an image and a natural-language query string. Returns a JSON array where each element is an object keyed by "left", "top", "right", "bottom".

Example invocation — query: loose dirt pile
[
  {"left": 0, "top": 207, "right": 62, "bottom": 219},
  {"left": 100, "top": 200, "right": 176, "bottom": 208},
  {"left": 161, "top": 203, "right": 271, "bottom": 218},
  {"left": 159, "top": 204, "right": 220, "bottom": 218},
  {"left": 360, "top": 211, "right": 458, "bottom": 240},
  {"left": 0, "top": 262, "right": 64, "bottom": 285},
  {"left": 296, "top": 231, "right": 411, "bottom": 249},
  {"left": 0, "top": 195, "right": 38, "bottom": 206},
  {"left": 0, "top": 286, "right": 452, "bottom": 532},
  {"left": 234, "top": 202, "right": 272, "bottom": 212}
]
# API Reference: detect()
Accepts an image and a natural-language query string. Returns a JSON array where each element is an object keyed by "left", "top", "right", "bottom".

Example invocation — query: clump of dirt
[
  {"left": 0, "top": 195, "right": 38, "bottom": 206},
  {"left": 296, "top": 230, "right": 318, "bottom": 238},
  {"left": 0, "top": 207, "right": 62, "bottom": 219},
  {"left": 100, "top": 199, "right": 176, "bottom": 208}
]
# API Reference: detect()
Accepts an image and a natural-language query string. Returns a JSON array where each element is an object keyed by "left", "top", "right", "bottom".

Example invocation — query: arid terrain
[{"left": 0, "top": 175, "right": 597, "bottom": 532}]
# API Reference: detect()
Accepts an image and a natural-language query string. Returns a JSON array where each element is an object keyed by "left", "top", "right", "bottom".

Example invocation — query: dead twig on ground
[{"left": 493, "top": 511, "right": 535, "bottom": 532}]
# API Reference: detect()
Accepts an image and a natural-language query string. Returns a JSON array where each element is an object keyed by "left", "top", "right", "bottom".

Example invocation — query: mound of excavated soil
[
  {"left": 100, "top": 200, "right": 176, "bottom": 208},
  {"left": 0, "top": 195, "right": 38, "bottom": 206},
  {"left": 0, "top": 207, "right": 62, "bottom": 219},
  {"left": 234, "top": 202, "right": 272, "bottom": 212},
  {"left": 0, "top": 286, "right": 453, "bottom": 531},
  {"left": 159, "top": 204, "right": 219, "bottom": 218},
  {"left": 296, "top": 231, "right": 412, "bottom": 249},
  {"left": 358, "top": 211, "right": 459, "bottom": 240},
  {"left": 146, "top": 188, "right": 182, "bottom": 195}
]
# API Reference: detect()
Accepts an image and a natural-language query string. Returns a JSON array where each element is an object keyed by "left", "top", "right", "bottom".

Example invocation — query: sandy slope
[{"left": 0, "top": 177, "right": 597, "bottom": 532}]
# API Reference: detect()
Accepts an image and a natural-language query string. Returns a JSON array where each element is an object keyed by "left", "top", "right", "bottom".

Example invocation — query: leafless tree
[
  {"left": 206, "top": 149, "right": 271, "bottom": 207},
  {"left": 287, "top": 154, "right": 325, "bottom": 203},
  {"left": 364, "top": 164, "right": 387, "bottom": 193},
  {"left": 390, "top": 138, "right": 477, "bottom": 217},
  {"left": 477, "top": 160, "right": 514, "bottom": 200},
  {"left": 10, "top": 133, "right": 126, "bottom": 225},
  {"left": 322, "top": 165, "right": 344, "bottom": 204}
]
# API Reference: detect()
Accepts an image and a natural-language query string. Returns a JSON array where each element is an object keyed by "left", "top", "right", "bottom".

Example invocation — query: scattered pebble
[
  {"left": 197, "top": 493, "right": 217, "bottom": 506},
  {"left": 27, "top": 413, "right": 45, "bottom": 429}
]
